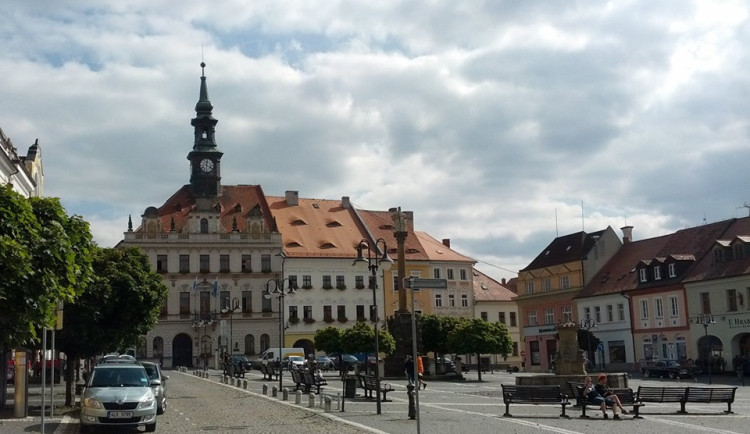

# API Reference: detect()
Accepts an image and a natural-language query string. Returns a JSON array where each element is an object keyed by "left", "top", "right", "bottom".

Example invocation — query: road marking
[
  {"left": 644, "top": 415, "right": 744, "bottom": 433},
  {"left": 425, "top": 403, "right": 583, "bottom": 434}
]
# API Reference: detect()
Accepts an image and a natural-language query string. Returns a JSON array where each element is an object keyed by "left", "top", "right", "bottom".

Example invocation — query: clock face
[{"left": 199, "top": 158, "right": 214, "bottom": 173}]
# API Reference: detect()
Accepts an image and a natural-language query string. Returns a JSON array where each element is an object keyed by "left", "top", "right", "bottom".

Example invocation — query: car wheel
[
  {"left": 643, "top": 370, "right": 650, "bottom": 377},
  {"left": 157, "top": 402, "right": 165, "bottom": 415},
  {"left": 146, "top": 422, "right": 157, "bottom": 432}
]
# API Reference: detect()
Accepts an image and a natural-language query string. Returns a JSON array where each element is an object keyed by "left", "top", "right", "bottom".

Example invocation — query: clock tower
[{"left": 188, "top": 62, "right": 223, "bottom": 198}]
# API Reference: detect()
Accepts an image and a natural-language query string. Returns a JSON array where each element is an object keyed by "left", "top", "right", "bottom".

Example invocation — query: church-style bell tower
[{"left": 187, "top": 62, "right": 223, "bottom": 199}]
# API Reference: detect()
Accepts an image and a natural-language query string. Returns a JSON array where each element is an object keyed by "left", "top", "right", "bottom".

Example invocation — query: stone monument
[{"left": 553, "top": 322, "right": 586, "bottom": 375}]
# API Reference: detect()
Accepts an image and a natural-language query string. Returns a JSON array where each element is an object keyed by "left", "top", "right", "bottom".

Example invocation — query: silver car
[
  {"left": 141, "top": 361, "right": 168, "bottom": 414},
  {"left": 79, "top": 364, "right": 157, "bottom": 433}
]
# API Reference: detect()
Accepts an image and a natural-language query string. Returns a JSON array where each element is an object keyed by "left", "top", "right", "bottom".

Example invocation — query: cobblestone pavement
[{"left": 3, "top": 368, "right": 750, "bottom": 433}]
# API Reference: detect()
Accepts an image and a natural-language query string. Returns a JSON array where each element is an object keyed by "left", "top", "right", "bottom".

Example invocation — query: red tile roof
[
  {"left": 473, "top": 268, "right": 517, "bottom": 302},
  {"left": 685, "top": 216, "right": 750, "bottom": 282}
]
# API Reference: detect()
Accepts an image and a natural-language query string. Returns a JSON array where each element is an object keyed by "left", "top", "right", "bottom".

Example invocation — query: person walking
[
  {"left": 417, "top": 353, "right": 427, "bottom": 389},
  {"left": 404, "top": 354, "right": 415, "bottom": 385}
]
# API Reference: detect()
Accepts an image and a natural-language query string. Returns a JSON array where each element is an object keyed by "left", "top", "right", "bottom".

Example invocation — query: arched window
[
  {"left": 200, "top": 218, "right": 209, "bottom": 233},
  {"left": 152, "top": 337, "right": 164, "bottom": 359},
  {"left": 260, "top": 334, "right": 271, "bottom": 353}
]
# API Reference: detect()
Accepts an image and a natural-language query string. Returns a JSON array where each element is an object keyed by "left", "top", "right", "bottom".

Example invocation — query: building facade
[{"left": 0, "top": 127, "right": 43, "bottom": 198}]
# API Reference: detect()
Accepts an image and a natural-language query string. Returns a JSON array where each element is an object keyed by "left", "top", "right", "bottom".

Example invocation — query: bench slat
[{"left": 501, "top": 384, "right": 569, "bottom": 418}]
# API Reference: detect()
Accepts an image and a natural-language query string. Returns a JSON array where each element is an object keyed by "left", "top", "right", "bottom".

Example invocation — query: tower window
[{"left": 200, "top": 218, "right": 209, "bottom": 233}]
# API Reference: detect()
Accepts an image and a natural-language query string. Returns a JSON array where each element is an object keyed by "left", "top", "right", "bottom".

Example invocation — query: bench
[
  {"left": 575, "top": 385, "right": 642, "bottom": 418},
  {"left": 301, "top": 371, "right": 326, "bottom": 394},
  {"left": 290, "top": 369, "right": 305, "bottom": 391},
  {"left": 501, "top": 384, "right": 570, "bottom": 418},
  {"left": 634, "top": 386, "right": 687, "bottom": 418},
  {"left": 358, "top": 375, "right": 394, "bottom": 402},
  {"left": 567, "top": 382, "right": 585, "bottom": 406},
  {"left": 260, "top": 364, "right": 279, "bottom": 381},
  {"left": 681, "top": 387, "right": 736, "bottom": 414}
]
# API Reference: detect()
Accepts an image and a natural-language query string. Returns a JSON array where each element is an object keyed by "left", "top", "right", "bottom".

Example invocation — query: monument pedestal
[{"left": 385, "top": 312, "right": 420, "bottom": 378}]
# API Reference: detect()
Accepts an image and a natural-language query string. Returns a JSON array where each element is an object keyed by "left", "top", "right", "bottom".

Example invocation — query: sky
[{"left": 3, "top": 1, "right": 750, "bottom": 284}]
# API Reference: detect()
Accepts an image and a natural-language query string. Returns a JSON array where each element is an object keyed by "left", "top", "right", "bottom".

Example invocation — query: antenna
[
  {"left": 555, "top": 208, "right": 559, "bottom": 237},
  {"left": 741, "top": 202, "right": 750, "bottom": 217},
  {"left": 581, "top": 200, "right": 585, "bottom": 231}
]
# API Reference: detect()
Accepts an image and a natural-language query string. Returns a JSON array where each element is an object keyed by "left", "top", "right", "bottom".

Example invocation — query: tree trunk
[{"left": 476, "top": 353, "right": 482, "bottom": 382}]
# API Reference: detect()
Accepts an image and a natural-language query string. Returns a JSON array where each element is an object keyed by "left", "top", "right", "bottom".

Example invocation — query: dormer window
[
  {"left": 668, "top": 263, "right": 676, "bottom": 278},
  {"left": 200, "top": 218, "right": 209, "bottom": 234},
  {"left": 639, "top": 268, "right": 648, "bottom": 283},
  {"left": 653, "top": 266, "right": 661, "bottom": 280}
]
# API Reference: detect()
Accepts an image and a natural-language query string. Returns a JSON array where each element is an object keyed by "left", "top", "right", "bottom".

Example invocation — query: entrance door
[
  {"left": 173, "top": 333, "right": 193, "bottom": 367},
  {"left": 546, "top": 339, "right": 557, "bottom": 370}
]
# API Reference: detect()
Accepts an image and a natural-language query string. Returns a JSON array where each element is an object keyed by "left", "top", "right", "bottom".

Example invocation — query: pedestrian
[
  {"left": 417, "top": 353, "right": 427, "bottom": 389},
  {"left": 584, "top": 376, "right": 621, "bottom": 419},
  {"left": 404, "top": 354, "right": 415, "bottom": 385},
  {"left": 595, "top": 374, "right": 626, "bottom": 415}
]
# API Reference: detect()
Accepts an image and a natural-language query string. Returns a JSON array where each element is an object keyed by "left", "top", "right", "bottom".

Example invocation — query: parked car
[
  {"left": 230, "top": 354, "right": 252, "bottom": 371},
  {"left": 315, "top": 356, "right": 334, "bottom": 371},
  {"left": 283, "top": 356, "right": 306, "bottom": 370},
  {"left": 141, "top": 361, "right": 168, "bottom": 415},
  {"left": 98, "top": 354, "right": 137, "bottom": 364},
  {"left": 79, "top": 363, "right": 157, "bottom": 432},
  {"left": 435, "top": 357, "right": 456, "bottom": 374},
  {"left": 641, "top": 360, "right": 697, "bottom": 379},
  {"left": 330, "top": 354, "right": 359, "bottom": 372}
]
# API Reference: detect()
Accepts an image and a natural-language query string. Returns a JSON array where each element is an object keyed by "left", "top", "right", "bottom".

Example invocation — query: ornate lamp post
[
  {"left": 221, "top": 298, "right": 240, "bottom": 375},
  {"left": 353, "top": 238, "right": 393, "bottom": 415},
  {"left": 697, "top": 314, "right": 716, "bottom": 384},
  {"left": 192, "top": 315, "right": 214, "bottom": 371},
  {"left": 265, "top": 274, "right": 295, "bottom": 391},
  {"left": 580, "top": 318, "right": 596, "bottom": 370}
]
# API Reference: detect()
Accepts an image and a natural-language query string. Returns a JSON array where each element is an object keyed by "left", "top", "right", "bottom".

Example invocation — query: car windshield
[
  {"left": 288, "top": 356, "right": 303, "bottom": 361},
  {"left": 90, "top": 367, "right": 148, "bottom": 387},
  {"left": 141, "top": 364, "right": 160, "bottom": 380}
]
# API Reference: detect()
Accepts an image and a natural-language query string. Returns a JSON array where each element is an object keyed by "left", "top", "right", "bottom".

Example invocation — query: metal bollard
[
  {"left": 295, "top": 390, "right": 302, "bottom": 404},
  {"left": 262, "top": 384, "right": 268, "bottom": 395},
  {"left": 272, "top": 386, "right": 278, "bottom": 397},
  {"left": 324, "top": 396, "right": 332, "bottom": 412},
  {"left": 282, "top": 388, "right": 289, "bottom": 401},
  {"left": 407, "top": 383, "right": 416, "bottom": 419},
  {"left": 308, "top": 393, "right": 315, "bottom": 407}
]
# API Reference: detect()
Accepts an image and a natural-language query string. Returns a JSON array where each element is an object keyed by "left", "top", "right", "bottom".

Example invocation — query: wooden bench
[
  {"left": 681, "top": 387, "right": 736, "bottom": 414},
  {"left": 575, "top": 385, "right": 642, "bottom": 418},
  {"left": 501, "top": 384, "right": 570, "bottom": 418},
  {"left": 290, "top": 369, "right": 305, "bottom": 391},
  {"left": 358, "top": 375, "right": 394, "bottom": 401},
  {"left": 567, "top": 382, "right": 585, "bottom": 406},
  {"left": 634, "top": 386, "right": 687, "bottom": 418},
  {"left": 260, "top": 364, "right": 279, "bottom": 381},
  {"left": 301, "top": 371, "right": 326, "bottom": 394}
]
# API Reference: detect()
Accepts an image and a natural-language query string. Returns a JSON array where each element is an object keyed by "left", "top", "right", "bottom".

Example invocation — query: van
[{"left": 260, "top": 348, "right": 304, "bottom": 366}]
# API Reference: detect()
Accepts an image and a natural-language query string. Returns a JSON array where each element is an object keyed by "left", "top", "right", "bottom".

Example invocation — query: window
[
  {"left": 302, "top": 275, "right": 312, "bottom": 289},
  {"left": 179, "top": 255, "right": 190, "bottom": 273},
  {"left": 559, "top": 275, "right": 570, "bottom": 289},
  {"left": 219, "top": 291, "right": 229, "bottom": 311},
  {"left": 668, "top": 263, "right": 676, "bottom": 278},
  {"left": 261, "top": 254, "right": 271, "bottom": 273},
  {"left": 433, "top": 268, "right": 441, "bottom": 279},
  {"left": 179, "top": 292, "right": 190, "bottom": 315},
  {"left": 261, "top": 293, "right": 271, "bottom": 312},
  {"left": 594, "top": 306, "right": 601, "bottom": 323},
  {"left": 669, "top": 296, "right": 678, "bottom": 317},
  {"left": 608, "top": 340, "right": 626, "bottom": 363},
  {"left": 617, "top": 303, "right": 625, "bottom": 321},
  {"left": 337, "top": 305, "right": 346, "bottom": 320},
  {"left": 336, "top": 275, "right": 346, "bottom": 289},
  {"left": 459, "top": 269, "right": 467, "bottom": 280},
  {"left": 700, "top": 292, "right": 711, "bottom": 314},
  {"left": 461, "top": 294, "right": 468, "bottom": 307},
  {"left": 159, "top": 297, "right": 168, "bottom": 317},
  {"left": 584, "top": 307, "right": 591, "bottom": 320},
  {"left": 544, "top": 308, "right": 554, "bottom": 325},
  {"left": 289, "top": 305, "right": 298, "bottom": 320},
  {"left": 525, "top": 281, "right": 535, "bottom": 295},
  {"left": 510, "top": 312, "right": 517, "bottom": 327},
  {"left": 369, "top": 304, "right": 376, "bottom": 322},
  {"left": 322, "top": 275, "right": 333, "bottom": 289},
  {"left": 435, "top": 294, "right": 443, "bottom": 307},
  {"left": 512, "top": 342, "right": 519, "bottom": 356},
  {"left": 200, "top": 218, "right": 208, "bottom": 233},
  {"left": 356, "top": 305, "right": 365, "bottom": 320},
  {"left": 655, "top": 298, "right": 664, "bottom": 318},
  {"left": 639, "top": 268, "right": 647, "bottom": 282},
  {"left": 303, "top": 306, "right": 312, "bottom": 320},
  {"left": 541, "top": 278, "right": 551, "bottom": 292},
  {"left": 200, "top": 254, "right": 210, "bottom": 273},
  {"left": 156, "top": 255, "right": 168, "bottom": 273},
  {"left": 288, "top": 275, "right": 298, "bottom": 290},
  {"left": 640, "top": 299, "right": 649, "bottom": 319},
  {"left": 606, "top": 305, "right": 613, "bottom": 322},
  {"left": 499, "top": 312, "right": 506, "bottom": 324},
  {"left": 220, "top": 254, "right": 230, "bottom": 273},
  {"left": 448, "top": 294, "right": 455, "bottom": 307},
  {"left": 562, "top": 306, "right": 572, "bottom": 323},
  {"left": 242, "top": 291, "right": 252, "bottom": 313},
  {"left": 200, "top": 291, "right": 210, "bottom": 315},
  {"left": 323, "top": 306, "right": 332, "bottom": 321},
  {"left": 447, "top": 269, "right": 455, "bottom": 280},
  {"left": 355, "top": 275, "right": 365, "bottom": 289},
  {"left": 727, "top": 289, "right": 738, "bottom": 312},
  {"left": 530, "top": 341, "right": 540, "bottom": 365},
  {"left": 480, "top": 312, "right": 488, "bottom": 321},
  {"left": 241, "top": 255, "right": 252, "bottom": 273},
  {"left": 654, "top": 266, "right": 661, "bottom": 280},
  {"left": 528, "top": 310, "right": 537, "bottom": 327}
]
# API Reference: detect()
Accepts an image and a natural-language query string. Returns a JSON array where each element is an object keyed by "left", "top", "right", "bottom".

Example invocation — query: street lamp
[
  {"left": 353, "top": 238, "right": 393, "bottom": 415},
  {"left": 697, "top": 314, "right": 716, "bottom": 384},
  {"left": 192, "top": 316, "right": 213, "bottom": 371},
  {"left": 580, "top": 318, "right": 596, "bottom": 370},
  {"left": 265, "top": 276, "right": 295, "bottom": 391},
  {"left": 221, "top": 297, "right": 240, "bottom": 375}
]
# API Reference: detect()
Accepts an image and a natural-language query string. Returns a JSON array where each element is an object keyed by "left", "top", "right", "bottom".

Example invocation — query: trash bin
[{"left": 343, "top": 376, "right": 357, "bottom": 398}]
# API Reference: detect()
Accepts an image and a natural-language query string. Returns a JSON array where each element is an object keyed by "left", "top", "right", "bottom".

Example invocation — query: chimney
[
  {"left": 501, "top": 278, "right": 507, "bottom": 285},
  {"left": 404, "top": 211, "right": 414, "bottom": 232},
  {"left": 442, "top": 238, "right": 451, "bottom": 248},
  {"left": 621, "top": 225, "right": 634, "bottom": 244},
  {"left": 341, "top": 196, "right": 351, "bottom": 209},
  {"left": 285, "top": 190, "right": 299, "bottom": 206}
]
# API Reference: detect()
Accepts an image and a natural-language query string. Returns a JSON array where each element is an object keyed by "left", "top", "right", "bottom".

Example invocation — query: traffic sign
[
  {"left": 520, "top": 351, "right": 526, "bottom": 357},
  {"left": 403, "top": 278, "right": 448, "bottom": 289}
]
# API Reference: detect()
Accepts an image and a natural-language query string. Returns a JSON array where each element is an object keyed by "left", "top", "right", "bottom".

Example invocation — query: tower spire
[{"left": 188, "top": 62, "right": 223, "bottom": 198}]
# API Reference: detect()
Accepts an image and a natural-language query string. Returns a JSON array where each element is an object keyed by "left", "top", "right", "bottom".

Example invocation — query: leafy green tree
[
  {"left": 58, "top": 246, "right": 167, "bottom": 405},
  {"left": 421, "top": 314, "right": 462, "bottom": 358},
  {"left": 448, "top": 319, "right": 513, "bottom": 381},
  {"left": 340, "top": 321, "right": 395, "bottom": 355},
  {"left": 314, "top": 326, "right": 343, "bottom": 354}
]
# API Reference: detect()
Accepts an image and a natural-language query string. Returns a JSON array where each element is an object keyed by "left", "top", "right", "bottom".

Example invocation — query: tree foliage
[
  {"left": 420, "top": 314, "right": 462, "bottom": 357},
  {"left": 448, "top": 318, "right": 513, "bottom": 381},
  {"left": 0, "top": 185, "right": 94, "bottom": 350},
  {"left": 314, "top": 326, "right": 343, "bottom": 354}
]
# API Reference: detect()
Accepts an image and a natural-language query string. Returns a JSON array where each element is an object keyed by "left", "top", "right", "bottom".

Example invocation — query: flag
[
  {"left": 193, "top": 276, "right": 198, "bottom": 292},
  {"left": 212, "top": 277, "right": 218, "bottom": 297}
]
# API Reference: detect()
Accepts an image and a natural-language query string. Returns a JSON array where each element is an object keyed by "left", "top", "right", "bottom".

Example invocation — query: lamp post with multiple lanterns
[
  {"left": 265, "top": 274, "right": 295, "bottom": 391},
  {"left": 697, "top": 314, "right": 716, "bottom": 384},
  {"left": 221, "top": 297, "right": 240, "bottom": 375},
  {"left": 580, "top": 318, "right": 597, "bottom": 370}
]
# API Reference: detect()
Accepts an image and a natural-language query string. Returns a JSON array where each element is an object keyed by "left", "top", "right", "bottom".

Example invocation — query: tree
[
  {"left": 314, "top": 326, "right": 343, "bottom": 354},
  {"left": 420, "top": 314, "right": 462, "bottom": 358},
  {"left": 58, "top": 246, "right": 167, "bottom": 405},
  {"left": 447, "top": 319, "right": 513, "bottom": 381}
]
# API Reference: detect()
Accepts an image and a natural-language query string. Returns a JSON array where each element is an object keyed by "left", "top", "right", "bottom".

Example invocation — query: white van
[{"left": 260, "top": 348, "right": 304, "bottom": 366}]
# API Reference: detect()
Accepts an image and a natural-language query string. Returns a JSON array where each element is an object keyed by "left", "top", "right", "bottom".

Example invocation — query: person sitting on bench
[
  {"left": 584, "top": 376, "right": 621, "bottom": 420},
  {"left": 595, "top": 374, "right": 627, "bottom": 415}
]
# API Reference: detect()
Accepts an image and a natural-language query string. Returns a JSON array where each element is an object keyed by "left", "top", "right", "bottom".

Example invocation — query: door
[{"left": 173, "top": 333, "right": 193, "bottom": 367}]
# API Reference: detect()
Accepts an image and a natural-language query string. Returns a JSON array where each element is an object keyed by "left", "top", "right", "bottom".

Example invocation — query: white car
[
  {"left": 283, "top": 356, "right": 306, "bottom": 370},
  {"left": 79, "top": 364, "right": 157, "bottom": 433}
]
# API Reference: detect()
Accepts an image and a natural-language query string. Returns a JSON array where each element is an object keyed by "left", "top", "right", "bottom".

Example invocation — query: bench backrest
[
  {"left": 637, "top": 386, "right": 687, "bottom": 402},
  {"left": 685, "top": 387, "right": 736, "bottom": 403},
  {"left": 290, "top": 369, "right": 302, "bottom": 383},
  {"left": 502, "top": 384, "right": 565, "bottom": 402}
]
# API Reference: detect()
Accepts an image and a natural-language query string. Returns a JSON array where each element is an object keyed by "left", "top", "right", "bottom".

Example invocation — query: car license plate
[{"left": 108, "top": 411, "right": 133, "bottom": 419}]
